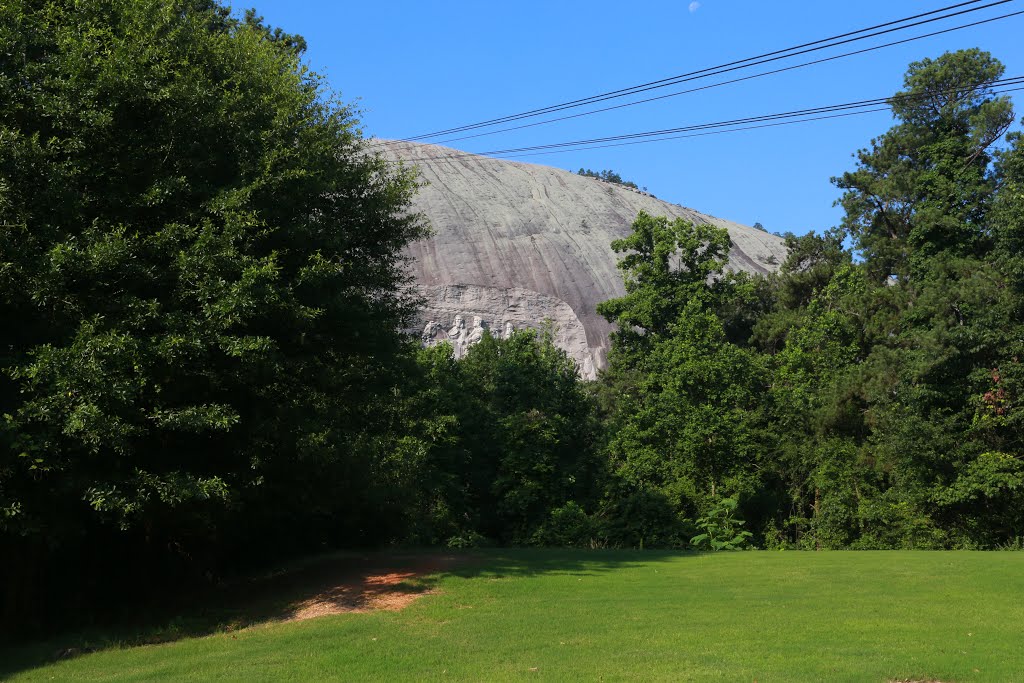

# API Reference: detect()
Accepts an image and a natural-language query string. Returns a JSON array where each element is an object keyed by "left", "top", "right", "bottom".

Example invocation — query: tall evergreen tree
[{"left": 835, "top": 48, "right": 1013, "bottom": 281}]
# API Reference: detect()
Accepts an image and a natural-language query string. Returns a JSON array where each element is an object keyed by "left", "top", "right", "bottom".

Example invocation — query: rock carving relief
[
  {"left": 446, "top": 314, "right": 467, "bottom": 357},
  {"left": 466, "top": 316, "right": 488, "bottom": 346},
  {"left": 422, "top": 314, "right": 513, "bottom": 359},
  {"left": 412, "top": 283, "right": 599, "bottom": 379},
  {"left": 421, "top": 321, "right": 446, "bottom": 345}
]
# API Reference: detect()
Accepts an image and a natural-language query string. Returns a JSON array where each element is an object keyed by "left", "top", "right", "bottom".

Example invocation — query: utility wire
[
  {"left": 495, "top": 109, "right": 896, "bottom": 160},
  {"left": 430, "top": 9, "right": 1024, "bottom": 146},
  {"left": 382, "top": 78, "right": 1024, "bottom": 163},
  {"left": 470, "top": 77, "right": 1024, "bottom": 156},
  {"left": 387, "top": 0, "right": 1013, "bottom": 143},
  {"left": 496, "top": 88, "right": 1024, "bottom": 161}
]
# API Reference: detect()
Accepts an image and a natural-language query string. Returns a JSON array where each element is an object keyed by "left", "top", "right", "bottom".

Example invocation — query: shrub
[
  {"left": 598, "top": 490, "right": 690, "bottom": 549},
  {"left": 691, "top": 497, "right": 754, "bottom": 550},
  {"left": 532, "top": 502, "right": 597, "bottom": 547}
]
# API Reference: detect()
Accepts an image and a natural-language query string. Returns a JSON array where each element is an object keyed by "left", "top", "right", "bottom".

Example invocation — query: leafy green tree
[
  {"left": 751, "top": 228, "right": 851, "bottom": 355},
  {"left": 599, "top": 213, "right": 765, "bottom": 522},
  {"left": 458, "top": 328, "right": 603, "bottom": 543},
  {"left": 758, "top": 267, "right": 872, "bottom": 548},
  {"left": 382, "top": 327, "right": 603, "bottom": 548},
  {"left": 993, "top": 123, "right": 1024, "bottom": 289},
  {"left": 0, "top": 0, "right": 425, "bottom": 630},
  {"left": 598, "top": 212, "right": 732, "bottom": 343},
  {"left": 836, "top": 51, "right": 1023, "bottom": 547}
]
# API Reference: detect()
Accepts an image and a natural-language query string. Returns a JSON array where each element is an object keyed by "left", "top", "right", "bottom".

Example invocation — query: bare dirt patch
[
  {"left": 259, "top": 553, "right": 462, "bottom": 622},
  {"left": 287, "top": 566, "right": 441, "bottom": 621},
  {"left": 17, "top": 553, "right": 469, "bottom": 674}
]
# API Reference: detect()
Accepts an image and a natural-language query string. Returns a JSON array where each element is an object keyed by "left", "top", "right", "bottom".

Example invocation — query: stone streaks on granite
[{"left": 379, "top": 140, "right": 788, "bottom": 378}]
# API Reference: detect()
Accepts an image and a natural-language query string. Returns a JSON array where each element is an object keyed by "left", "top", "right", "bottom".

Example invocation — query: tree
[
  {"left": 753, "top": 50, "right": 1024, "bottom": 548},
  {"left": 577, "top": 167, "right": 640, "bottom": 189},
  {"left": 458, "top": 328, "right": 603, "bottom": 544},
  {"left": 597, "top": 212, "right": 732, "bottom": 344},
  {"left": 835, "top": 49, "right": 1013, "bottom": 282},
  {"left": 387, "top": 328, "right": 603, "bottom": 547},
  {"left": 0, "top": 0, "right": 425, "bottom": 631},
  {"left": 598, "top": 213, "right": 765, "bottom": 522},
  {"left": 834, "top": 52, "right": 1023, "bottom": 547}
]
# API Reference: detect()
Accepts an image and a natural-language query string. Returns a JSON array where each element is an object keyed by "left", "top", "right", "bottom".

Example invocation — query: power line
[
  {"left": 497, "top": 89, "right": 1024, "bottom": 160},
  {"left": 390, "top": 77, "right": 1024, "bottom": 161},
  {"left": 379, "top": 78, "right": 1024, "bottom": 163},
  {"left": 430, "top": 9, "right": 1024, "bottom": 146},
  {"left": 496, "top": 110, "right": 896, "bottom": 160},
  {"left": 386, "top": 0, "right": 1013, "bottom": 143},
  {"left": 472, "top": 78, "right": 1024, "bottom": 156}
]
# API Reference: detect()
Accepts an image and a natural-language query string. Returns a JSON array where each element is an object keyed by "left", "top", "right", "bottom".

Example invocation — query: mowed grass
[{"left": 8, "top": 550, "right": 1024, "bottom": 682}]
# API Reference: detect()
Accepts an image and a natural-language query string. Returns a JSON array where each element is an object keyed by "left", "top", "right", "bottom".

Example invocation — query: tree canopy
[
  {"left": 587, "top": 49, "right": 1024, "bottom": 551},
  {"left": 0, "top": 0, "right": 425, "bottom": 632}
]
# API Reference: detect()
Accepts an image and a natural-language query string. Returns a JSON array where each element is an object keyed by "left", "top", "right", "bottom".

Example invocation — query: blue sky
[{"left": 250, "top": 1, "right": 1024, "bottom": 235}]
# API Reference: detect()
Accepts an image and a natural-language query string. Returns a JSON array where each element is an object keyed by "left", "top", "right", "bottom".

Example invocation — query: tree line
[
  {"left": 2, "top": 0, "right": 1022, "bottom": 637},
  {"left": 577, "top": 168, "right": 643, "bottom": 191},
  {"left": 401, "top": 48, "right": 1024, "bottom": 554}
]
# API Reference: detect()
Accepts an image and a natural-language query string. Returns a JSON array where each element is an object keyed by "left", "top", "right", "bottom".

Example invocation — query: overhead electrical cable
[
  {"left": 430, "top": 9, "right": 1024, "bottom": 146},
  {"left": 381, "top": 0, "right": 1014, "bottom": 144},
  {"left": 493, "top": 110, "right": 896, "bottom": 159},
  {"left": 388, "top": 78, "right": 1024, "bottom": 163},
  {"left": 408, "top": 0, "right": 1014, "bottom": 140},
  {"left": 491, "top": 88, "right": 1024, "bottom": 160},
  {"left": 470, "top": 78, "right": 1024, "bottom": 156}
]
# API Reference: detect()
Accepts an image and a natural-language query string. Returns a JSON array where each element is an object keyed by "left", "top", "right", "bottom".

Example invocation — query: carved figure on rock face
[
  {"left": 447, "top": 315, "right": 468, "bottom": 358},
  {"left": 421, "top": 321, "right": 445, "bottom": 345},
  {"left": 503, "top": 321, "right": 515, "bottom": 339},
  {"left": 466, "top": 316, "right": 488, "bottom": 347},
  {"left": 447, "top": 315, "right": 465, "bottom": 341}
]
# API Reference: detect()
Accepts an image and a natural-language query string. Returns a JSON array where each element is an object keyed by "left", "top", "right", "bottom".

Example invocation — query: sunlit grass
[{"left": 9, "top": 550, "right": 1024, "bottom": 681}]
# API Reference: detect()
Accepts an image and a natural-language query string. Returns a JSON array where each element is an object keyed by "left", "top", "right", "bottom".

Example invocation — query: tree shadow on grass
[
  {"left": 0, "top": 547, "right": 685, "bottom": 678},
  {"left": 451, "top": 547, "right": 684, "bottom": 579}
]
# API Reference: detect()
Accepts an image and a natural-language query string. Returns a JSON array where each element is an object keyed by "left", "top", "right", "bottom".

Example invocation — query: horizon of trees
[{"left": 576, "top": 168, "right": 645, "bottom": 191}]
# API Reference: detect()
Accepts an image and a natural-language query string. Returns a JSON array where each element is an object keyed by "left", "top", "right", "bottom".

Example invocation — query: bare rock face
[{"left": 380, "top": 140, "right": 788, "bottom": 378}]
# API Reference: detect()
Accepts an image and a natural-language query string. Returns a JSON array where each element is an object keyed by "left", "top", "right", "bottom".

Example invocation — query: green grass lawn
[{"left": 7, "top": 550, "right": 1024, "bottom": 681}]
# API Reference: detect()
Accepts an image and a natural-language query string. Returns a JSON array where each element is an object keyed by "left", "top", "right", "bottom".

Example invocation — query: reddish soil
[
  {"left": 262, "top": 553, "right": 462, "bottom": 622},
  {"left": 287, "top": 569, "right": 430, "bottom": 621}
]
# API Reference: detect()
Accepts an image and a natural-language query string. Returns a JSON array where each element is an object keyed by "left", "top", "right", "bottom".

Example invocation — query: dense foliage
[
  {"left": 398, "top": 329, "right": 604, "bottom": 547},
  {"left": 404, "top": 48, "right": 1024, "bottom": 557},
  {"left": 2, "top": 0, "right": 1022, "bottom": 638},
  {"left": 0, "top": 0, "right": 425, "bottom": 633},
  {"left": 590, "top": 48, "right": 1024, "bottom": 551}
]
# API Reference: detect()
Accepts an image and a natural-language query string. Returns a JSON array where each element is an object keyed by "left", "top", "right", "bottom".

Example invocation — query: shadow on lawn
[{"left": 0, "top": 547, "right": 681, "bottom": 678}]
